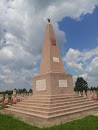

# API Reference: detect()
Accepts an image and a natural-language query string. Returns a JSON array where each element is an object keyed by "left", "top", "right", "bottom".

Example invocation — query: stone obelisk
[{"left": 33, "top": 20, "right": 74, "bottom": 95}]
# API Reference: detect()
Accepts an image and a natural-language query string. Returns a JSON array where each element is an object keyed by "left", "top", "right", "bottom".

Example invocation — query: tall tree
[
  {"left": 29, "top": 89, "right": 32, "bottom": 93},
  {"left": 74, "top": 77, "right": 88, "bottom": 92}
]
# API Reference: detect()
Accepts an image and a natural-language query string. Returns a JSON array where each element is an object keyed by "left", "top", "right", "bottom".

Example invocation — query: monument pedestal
[
  {"left": 6, "top": 21, "right": 98, "bottom": 126},
  {"left": 33, "top": 72, "right": 74, "bottom": 96}
]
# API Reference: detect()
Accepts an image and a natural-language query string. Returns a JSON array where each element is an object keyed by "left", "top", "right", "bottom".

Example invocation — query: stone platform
[
  {"left": 33, "top": 72, "right": 74, "bottom": 96},
  {"left": 6, "top": 94, "right": 98, "bottom": 119},
  {"left": 4, "top": 22, "right": 98, "bottom": 127}
]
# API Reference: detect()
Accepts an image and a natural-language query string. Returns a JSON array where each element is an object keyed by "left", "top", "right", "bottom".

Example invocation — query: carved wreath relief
[{"left": 51, "top": 38, "right": 56, "bottom": 46}]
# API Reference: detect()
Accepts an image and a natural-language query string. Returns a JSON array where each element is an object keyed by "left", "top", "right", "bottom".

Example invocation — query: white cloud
[
  {"left": 2, "top": 67, "right": 11, "bottom": 74},
  {"left": 86, "top": 57, "right": 98, "bottom": 76},
  {"left": 0, "top": 75, "right": 6, "bottom": 80},
  {"left": 0, "top": 0, "right": 98, "bottom": 91},
  {"left": 82, "top": 47, "right": 98, "bottom": 61},
  {"left": 63, "top": 48, "right": 83, "bottom": 71},
  {"left": 4, "top": 79, "right": 14, "bottom": 84},
  {"left": 63, "top": 47, "right": 98, "bottom": 87}
]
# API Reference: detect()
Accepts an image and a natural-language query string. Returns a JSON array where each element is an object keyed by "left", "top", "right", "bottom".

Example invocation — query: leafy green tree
[
  {"left": 29, "top": 89, "right": 32, "bottom": 93},
  {"left": 17, "top": 88, "right": 28, "bottom": 93},
  {"left": 74, "top": 77, "right": 88, "bottom": 92}
]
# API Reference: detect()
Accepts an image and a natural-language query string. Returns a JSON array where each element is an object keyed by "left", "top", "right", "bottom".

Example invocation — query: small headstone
[
  {"left": 0, "top": 94, "right": 4, "bottom": 102},
  {"left": 4, "top": 94, "right": 9, "bottom": 105},
  {"left": 17, "top": 94, "right": 20, "bottom": 102},
  {"left": 29, "top": 93, "right": 32, "bottom": 96},
  {"left": 79, "top": 91, "right": 81, "bottom": 96},
  {"left": 87, "top": 90, "right": 90, "bottom": 96},
  {"left": 12, "top": 95, "right": 17, "bottom": 104},
  {"left": 11, "top": 94, "right": 15, "bottom": 100},
  {"left": 90, "top": 90, "right": 93, "bottom": 96},
  {"left": 83, "top": 90, "right": 86, "bottom": 97},
  {"left": 74, "top": 91, "right": 78, "bottom": 96},
  {"left": 93, "top": 90, "right": 97, "bottom": 98}
]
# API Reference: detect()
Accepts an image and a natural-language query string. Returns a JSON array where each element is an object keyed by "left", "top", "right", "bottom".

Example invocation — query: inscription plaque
[
  {"left": 36, "top": 79, "right": 46, "bottom": 91},
  {"left": 53, "top": 57, "right": 59, "bottom": 62},
  {"left": 59, "top": 80, "right": 67, "bottom": 87}
]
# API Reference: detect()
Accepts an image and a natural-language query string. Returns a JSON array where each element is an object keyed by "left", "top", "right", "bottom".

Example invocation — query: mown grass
[
  {"left": 0, "top": 113, "right": 38, "bottom": 130},
  {"left": 0, "top": 113, "right": 98, "bottom": 130},
  {"left": 45, "top": 115, "right": 98, "bottom": 130},
  {"left": 0, "top": 106, "right": 8, "bottom": 110}
]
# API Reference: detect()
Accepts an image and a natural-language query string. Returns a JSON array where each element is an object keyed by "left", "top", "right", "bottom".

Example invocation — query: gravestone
[
  {"left": 4, "top": 94, "right": 8, "bottom": 105},
  {"left": 6, "top": 20, "right": 98, "bottom": 125},
  {"left": 11, "top": 94, "right": 14, "bottom": 100},
  {"left": 12, "top": 95, "right": 17, "bottom": 104},
  {"left": 93, "top": 90, "right": 97, "bottom": 98},
  {"left": 87, "top": 90, "right": 92, "bottom": 99},
  {"left": 83, "top": 90, "right": 86, "bottom": 97},
  {"left": 79, "top": 91, "right": 81, "bottom": 96},
  {"left": 90, "top": 90, "right": 93, "bottom": 96},
  {"left": 74, "top": 91, "right": 78, "bottom": 96},
  {"left": 17, "top": 94, "right": 21, "bottom": 102},
  {"left": 0, "top": 94, "right": 3, "bottom": 102},
  {"left": 33, "top": 22, "right": 74, "bottom": 95}
]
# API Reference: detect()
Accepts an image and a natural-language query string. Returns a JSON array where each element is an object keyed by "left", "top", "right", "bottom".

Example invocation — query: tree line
[
  {"left": 74, "top": 77, "right": 98, "bottom": 92},
  {"left": 0, "top": 77, "right": 98, "bottom": 95},
  {"left": 0, "top": 88, "right": 33, "bottom": 95}
]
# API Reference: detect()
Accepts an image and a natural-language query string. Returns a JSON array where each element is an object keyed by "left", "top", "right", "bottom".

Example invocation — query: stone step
[
  {"left": 11, "top": 100, "right": 96, "bottom": 112},
  {"left": 19, "top": 97, "right": 88, "bottom": 104},
  {"left": 32, "top": 94, "right": 75, "bottom": 98},
  {"left": 48, "top": 103, "right": 98, "bottom": 116},
  {"left": 49, "top": 105, "right": 98, "bottom": 119},
  {"left": 6, "top": 108, "right": 47, "bottom": 118},
  {"left": 14, "top": 99, "right": 94, "bottom": 108},
  {"left": 25, "top": 95, "right": 77, "bottom": 100},
  {"left": 8, "top": 102, "right": 98, "bottom": 116},
  {"left": 17, "top": 98, "right": 91, "bottom": 106},
  {"left": 25, "top": 95, "right": 80, "bottom": 100},
  {"left": 24, "top": 95, "right": 84, "bottom": 101},
  {"left": 6, "top": 103, "right": 98, "bottom": 118},
  {"left": 21, "top": 96, "right": 87, "bottom": 103}
]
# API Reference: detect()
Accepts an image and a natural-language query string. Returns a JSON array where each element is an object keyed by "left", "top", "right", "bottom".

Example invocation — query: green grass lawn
[
  {"left": 0, "top": 113, "right": 98, "bottom": 130},
  {"left": 0, "top": 106, "right": 8, "bottom": 110}
]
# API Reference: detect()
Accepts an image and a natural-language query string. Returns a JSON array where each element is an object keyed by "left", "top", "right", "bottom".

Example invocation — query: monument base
[{"left": 33, "top": 72, "right": 74, "bottom": 96}]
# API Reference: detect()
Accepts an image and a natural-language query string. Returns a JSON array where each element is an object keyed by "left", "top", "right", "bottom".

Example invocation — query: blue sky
[
  {"left": 0, "top": 0, "right": 98, "bottom": 91},
  {"left": 58, "top": 7, "right": 98, "bottom": 87},
  {"left": 59, "top": 7, "right": 98, "bottom": 52}
]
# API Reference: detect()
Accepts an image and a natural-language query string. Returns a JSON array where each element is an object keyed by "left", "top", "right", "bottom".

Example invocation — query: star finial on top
[{"left": 47, "top": 19, "right": 51, "bottom": 23}]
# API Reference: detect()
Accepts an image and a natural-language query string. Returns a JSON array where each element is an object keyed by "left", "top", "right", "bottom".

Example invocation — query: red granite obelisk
[{"left": 33, "top": 20, "right": 74, "bottom": 95}]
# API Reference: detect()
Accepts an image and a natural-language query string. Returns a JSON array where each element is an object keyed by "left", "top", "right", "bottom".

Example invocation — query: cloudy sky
[{"left": 0, "top": 0, "right": 98, "bottom": 91}]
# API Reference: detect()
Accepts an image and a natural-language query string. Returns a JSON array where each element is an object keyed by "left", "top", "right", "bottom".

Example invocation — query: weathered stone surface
[
  {"left": 39, "top": 23, "right": 65, "bottom": 74},
  {"left": 5, "top": 22, "right": 98, "bottom": 123},
  {"left": 79, "top": 91, "right": 81, "bottom": 96},
  {"left": 4, "top": 94, "right": 9, "bottom": 104},
  {"left": 0, "top": 94, "right": 3, "bottom": 102},
  {"left": 33, "top": 72, "right": 74, "bottom": 95},
  {"left": 33, "top": 23, "right": 74, "bottom": 95},
  {"left": 83, "top": 90, "right": 86, "bottom": 97}
]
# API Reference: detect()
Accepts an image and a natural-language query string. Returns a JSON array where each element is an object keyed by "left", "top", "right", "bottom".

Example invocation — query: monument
[
  {"left": 6, "top": 20, "right": 98, "bottom": 127},
  {"left": 33, "top": 19, "right": 74, "bottom": 95}
]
